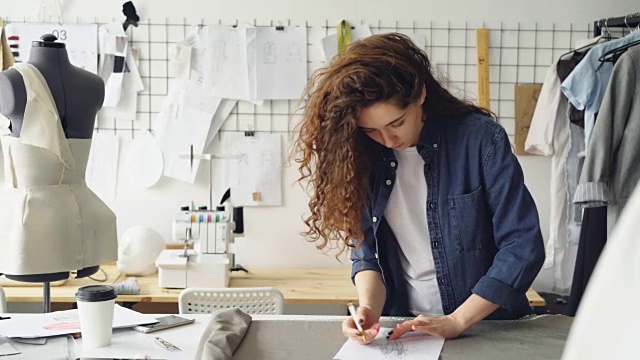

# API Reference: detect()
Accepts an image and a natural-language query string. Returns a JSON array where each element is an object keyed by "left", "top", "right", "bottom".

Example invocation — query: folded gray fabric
[
  {"left": 195, "top": 308, "right": 252, "bottom": 360},
  {"left": 112, "top": 277, "right": 140, "bottom": 295}
]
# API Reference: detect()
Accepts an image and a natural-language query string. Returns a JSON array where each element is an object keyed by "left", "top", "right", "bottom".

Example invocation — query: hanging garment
[
  {"left": 0, "top": 63, "right": 117, "bottom": 275},
  {"left": 525, "top": 63, "right": 584, "bottom": 294},
  {"left": 567, "top": 206, "right": 607, "bottom": 316},
  {"left": 561, "top": 30, "right": 640, "bottom": 151},
  {"left": 574, "top": 45, "right": 640, "bottom": 233}
]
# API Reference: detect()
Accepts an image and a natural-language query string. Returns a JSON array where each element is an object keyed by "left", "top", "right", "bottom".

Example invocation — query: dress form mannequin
[
  {"left": 0, "top": 34, "right": 103, "bottom": 138},
  {"left": 0, "top": 34, "right": 109, "bottom": 285}
]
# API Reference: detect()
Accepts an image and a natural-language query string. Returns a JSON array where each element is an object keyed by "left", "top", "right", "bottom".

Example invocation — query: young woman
[{"left": 293, "top": 33, "right": 544, "bottom": 343}]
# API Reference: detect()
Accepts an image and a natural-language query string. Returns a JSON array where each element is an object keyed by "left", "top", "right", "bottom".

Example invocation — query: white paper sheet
[
  {"left": 85, "top": 133, "right": 120, "bottom": 201},
  {"left": 5, "top": 23, "right": 99, "bottom": 73},
  {"left": 0, "top": 305, "right": 157, "bottom": 339},
  {"left": 256, "top": 26, "right": 307, "bottom": 100},
  {"left": 156, "top": 30, "right": 225, "bottom": 184},
  {"left": 124, "top": 130, "right": 164, "bottom": 188},
  {"left": 99, "top": 46, "right": 144, "bottom": 121},
  {"left": 226, "top": 133, "right": 282, "bottom": 206},
  {"left": 0, "top": 336, "right": 19, "bottom": 356},
  {"left": 334, "top": 328, "right": 444, "bottom": 360},
  {"left": 206, "top": 25, "right": 258, "bottom": 103},
  {"left": 156, "top": 62, "right": 220, "bottom": 184},
  {"left": 321, "top": 25, "right": 372, "bottom": 62},
  {"left": 205, "top": 99, "right": 237, "bottom": 149},
  {"left": 99, "top": 22, "right": 129, "bottom": 107}
]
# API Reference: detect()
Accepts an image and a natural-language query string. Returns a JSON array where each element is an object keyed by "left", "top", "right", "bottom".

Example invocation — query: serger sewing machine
[{"left": 155, "top": 149, "right": 244, "bottom": 288}]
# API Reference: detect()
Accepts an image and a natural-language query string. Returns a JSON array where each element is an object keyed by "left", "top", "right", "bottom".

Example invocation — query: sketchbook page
[
  {"left": 321, "top": 25, "right": 372, "bottom": 62},
  {"left": 6, "top": 23, "right": 99, "bottom": 74},
  {"left": 86, "top": 133, "right": 120, "bottom": 201},
  {"left": 226, "top": 133, "right": 282, "bottom": 206},
  {"left": 256, "top": 26, "right": 307, "bottom": 100},
  {"left": 334, "top": 328, "right": 444, "bottom": 360}
]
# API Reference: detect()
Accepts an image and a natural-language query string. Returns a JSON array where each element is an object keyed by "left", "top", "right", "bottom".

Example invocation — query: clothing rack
[{"left": 593, "top": 13, "right": 640, "bottom": 37}]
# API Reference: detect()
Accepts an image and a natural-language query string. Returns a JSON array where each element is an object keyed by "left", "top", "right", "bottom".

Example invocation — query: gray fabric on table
[
  {"left": 233, "top": 315, "right": 572, "bottom": 360},
  {"left": 196, "top": 308, "right": 252, "bottom": 360}
]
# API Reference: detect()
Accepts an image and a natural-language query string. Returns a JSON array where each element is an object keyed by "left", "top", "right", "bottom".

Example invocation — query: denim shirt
[{"left": 351, "top": 112, "right": 545, "bottom": 320}]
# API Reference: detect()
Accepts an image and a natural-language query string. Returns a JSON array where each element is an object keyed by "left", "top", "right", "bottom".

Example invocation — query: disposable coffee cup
[{"left": 75, "top": 285, "right": 117, "bottom": 348}]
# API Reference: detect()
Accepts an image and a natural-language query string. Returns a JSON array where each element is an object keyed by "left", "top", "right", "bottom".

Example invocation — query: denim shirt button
[
  {"left": 428, "top": 202, "right": 436, "bottom": 209},
  {"left": 432, "top": 143, "right": 438, "bottom": 149},
  {"left": 372, "top": 216, "right": 378, "bottom": 223},
  {"left": 438, "top": 277, "right": 446, "bottom": 285},
  {"left": 390, "top": 161, "right": 396, "bottom": 168},
  {"left": 385, "top": 180, "right": 392, "bottom": 186}
]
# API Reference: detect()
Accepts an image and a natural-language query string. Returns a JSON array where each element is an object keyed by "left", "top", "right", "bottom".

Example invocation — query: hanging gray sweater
[{"left": 574, "top": 45, "right": 640, "bottom": 234}]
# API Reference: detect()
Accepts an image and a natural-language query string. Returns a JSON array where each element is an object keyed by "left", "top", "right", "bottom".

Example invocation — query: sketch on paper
[
  {"left": 379, "top": 338, "right": 407, "bottom": 359},
  {"left": 286, "top": 42, "right": 303, "bottom": 62},
  {"left": 333, "top": 327, "right": 444, "bottom": 360},
  {"left": 212, "top": 39, "right": 227, "bottom": 73},
  {"left": 263, "top": 41, "right": 277, "bottom": 64}
]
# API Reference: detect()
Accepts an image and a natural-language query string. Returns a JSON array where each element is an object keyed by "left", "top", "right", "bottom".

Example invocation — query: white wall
[
  {"left": 3, "top": 0, "right": 639, "bottom": 24},
  {"left": 1, "top": 0, "right": 637, "bottom": 291}
]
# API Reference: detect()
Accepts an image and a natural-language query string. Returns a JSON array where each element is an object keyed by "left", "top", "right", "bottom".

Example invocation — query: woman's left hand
[{"left": 387, "top": 314, "right": 467, "bottom": 340}]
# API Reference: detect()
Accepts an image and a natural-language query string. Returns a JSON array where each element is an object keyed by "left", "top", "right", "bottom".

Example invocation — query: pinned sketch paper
[
  {"left": 205, "top": 99, "right": 237, "bottom": 149},
  {"left": 155, "top": 27, "right": 233, "bottom": 184},
  {"left": 334, "top": 328, "right": 444, "bottom": 360},
  {"left": 321, "top": 25, "right": 372, "bottom": 61},
  {"left": 99, "top": 46, "right": 144, "bottom": 121},
  {"left": 99, "top": 22, "right": 129, "bottom": 107},
  {"left": 86, "top": 133, "right": 120, "bottom": 201},
  {"left": 206, "top": 24, "right": 259, "bottom": 103},
  {"left": 124, "top": 130, "right": 164, "bottom": 188},
  {"left": 256, "top": 26, "right": 307, "bottom": 100},
  {"left": 5, "top": 23, "right": 98, "bottom": 73},
  {"left": 226, "top": 133, "right": 282, "bottom": 206}
]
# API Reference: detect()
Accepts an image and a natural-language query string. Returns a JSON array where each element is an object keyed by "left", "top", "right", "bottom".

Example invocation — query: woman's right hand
[{"left": 341, "top": 305, "right": 381, "bottom": 345}]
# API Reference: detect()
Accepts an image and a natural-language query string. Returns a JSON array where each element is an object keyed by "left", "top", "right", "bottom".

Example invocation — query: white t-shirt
[{"left": 384, "top": 147, "right": 443, "bottom": 316}]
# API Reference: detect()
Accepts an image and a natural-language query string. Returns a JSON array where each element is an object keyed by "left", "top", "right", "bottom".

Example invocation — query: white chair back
[{"left": 179, "top": 287, "right": 284, "bottom": 315}]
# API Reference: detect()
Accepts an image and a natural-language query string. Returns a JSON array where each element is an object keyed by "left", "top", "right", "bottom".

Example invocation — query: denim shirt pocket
[{"left": 449, "top": 186, "right": 491, "bottom": 252}]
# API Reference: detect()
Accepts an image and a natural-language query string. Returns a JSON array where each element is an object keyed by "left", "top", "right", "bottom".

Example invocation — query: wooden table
[{"left": 2, "top": 264, "right": 545, "bottom": 306}]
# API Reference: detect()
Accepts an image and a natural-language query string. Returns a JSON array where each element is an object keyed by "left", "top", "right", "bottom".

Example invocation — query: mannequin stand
[{"left": 4, "top": 265, "right": 99, "bottom": 313}]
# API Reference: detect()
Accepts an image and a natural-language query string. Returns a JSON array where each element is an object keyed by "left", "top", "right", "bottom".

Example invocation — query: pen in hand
[{"left": 347, "top": 301, "right": 367, "bottom": 343}]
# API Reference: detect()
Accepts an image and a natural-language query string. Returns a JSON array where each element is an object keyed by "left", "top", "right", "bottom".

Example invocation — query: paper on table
[
  {"left": 0, "top": 305, "right": 157, "bottom": 339},
  {"left": 321, "top": 25, "right": 372, "bottom": 61},
  {"left": 226, "top": 133, "right": 282, "bottom": 206},
  {"left": 334, "top": 328, "right": 444, "bottom": 360},
  {"left": 5, "top": 23, "right": 99, "bottom": 74},
  {"left": 124, "top": 130, "right": 164, "bottom": 188},
  {"left": 256, "top": 26, "right": 307, "bottom": 100},
  {"left": 85, "top": 133, "right": 120, "bottom": 201},
  {"left": 0, "top": 336, "right": 19, "bottom": 356}
]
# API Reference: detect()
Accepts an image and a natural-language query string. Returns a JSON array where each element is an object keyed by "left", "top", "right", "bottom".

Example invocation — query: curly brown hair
[{"left": 293, "top": 32, "right": 492, "bottom": 254}]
